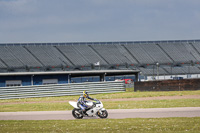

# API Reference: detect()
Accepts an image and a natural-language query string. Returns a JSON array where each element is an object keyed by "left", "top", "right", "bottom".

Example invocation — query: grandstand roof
[
  {"left": 0, "top": 39, "right": 200, "bottom": 46},
  {"left": 0, "top": 70, "right": 139, "bottom": 77}
]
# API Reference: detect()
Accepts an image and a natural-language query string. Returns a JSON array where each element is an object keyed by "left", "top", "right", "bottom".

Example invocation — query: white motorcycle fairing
[
  {"left": 69, "top": 101, "right": 79, "bottom": 109},
  {"left": 69, "top": 99, "right": 108, "bottom": 119},
  {"left": 85, "top": 101, "right": 100, "bottom": 117}
]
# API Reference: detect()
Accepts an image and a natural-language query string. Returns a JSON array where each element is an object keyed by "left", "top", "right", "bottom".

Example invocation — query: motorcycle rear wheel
[
  {"left": 98, "top": 110, "right": 108, "bottom": 119},
  {"left": 72, "top": 108, "right": 83, "bottom": 119}
]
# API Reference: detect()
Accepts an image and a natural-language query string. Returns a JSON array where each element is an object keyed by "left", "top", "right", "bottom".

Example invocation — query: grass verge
[
  {"left": 1, "top": 99, "right": 200, "bottom": 112},
  {"left": 0, "top": 117, "right": 200, "bottom": 133},
  {"left": 1, "top": 90, "right": 200, "bottom": 104}
]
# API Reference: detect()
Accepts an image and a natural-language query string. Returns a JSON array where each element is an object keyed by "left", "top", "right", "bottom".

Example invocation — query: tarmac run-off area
[{"left": 0, "top": 107, "right": 200, "bottom": 120}]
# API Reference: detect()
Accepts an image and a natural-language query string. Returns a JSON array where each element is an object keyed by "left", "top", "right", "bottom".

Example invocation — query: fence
[
  {"left": 135, "top": 78, "right": 200, "bottom": 91},
  {"left": 0, "top": 81, "right": 125, "bottom": 99}
]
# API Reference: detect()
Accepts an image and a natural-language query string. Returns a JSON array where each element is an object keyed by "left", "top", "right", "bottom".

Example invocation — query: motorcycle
[{"left": 69, "top": 99, "right": 108, "bottom": 119}]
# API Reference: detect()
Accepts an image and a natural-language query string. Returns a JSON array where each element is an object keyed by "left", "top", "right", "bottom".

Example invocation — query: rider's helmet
[{"left": 83, "top": 91, "right": 88, "bottom": 98}]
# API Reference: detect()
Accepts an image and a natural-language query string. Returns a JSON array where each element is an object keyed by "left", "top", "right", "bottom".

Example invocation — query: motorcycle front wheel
[
  {"left": 98, "top": 110, "right": 108, "bottom": 119},
  {"left": 72, "top": 108, "right": 83, "bottom": 119}
]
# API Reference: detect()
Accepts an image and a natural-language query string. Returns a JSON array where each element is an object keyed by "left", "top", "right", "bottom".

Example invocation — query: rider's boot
[
  {"left": 83, "top": 110, "right": 88, "bottom": 116},
  {"left": 79, "top": 110, "right": 84, "bottom": 116},
  {"left": 80, "top": 110, "right": 87, "bottom": 116}
]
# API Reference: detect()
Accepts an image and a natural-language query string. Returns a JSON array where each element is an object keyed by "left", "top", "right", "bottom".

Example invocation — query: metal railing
[{"left": 0, "top": 81, "right": 125, "bottom": 99}]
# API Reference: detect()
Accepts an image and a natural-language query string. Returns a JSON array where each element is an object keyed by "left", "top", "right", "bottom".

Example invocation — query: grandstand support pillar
[
  {"left": 135, "top": 72, "right": 139, "bottom": 82},
  {"left": 31, "top": 75, "right": 34, "bottom": 86},
  {"left": 100, "top": 73, "right": 106, "bottom": 82},
  {"left": 68, "top": 74, "right": 71, "bottom": 83}
]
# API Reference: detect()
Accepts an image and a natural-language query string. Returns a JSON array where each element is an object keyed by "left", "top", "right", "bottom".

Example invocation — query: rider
[{"left": 77, "top": 91, "right": 94, "bottom": 115}]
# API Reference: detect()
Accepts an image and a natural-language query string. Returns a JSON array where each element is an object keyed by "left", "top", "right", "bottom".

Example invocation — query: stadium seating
[
  {"left": 124, "top": 43, "right": 155, "bottom": 64},
  {"left": 163, "top": 66, "right": 186, "bottom": 74},
  {"left": 0, "top": 46, "right": 24, "bottom": 68},
  {"left": 182, "top": 42, "right": 200, "bottom": 61},
  {"left": 8, "top": 46, "right": 42, "bottom": 68},
  {"left": 72, "top": 45, "right": 108, "bottom": 66},
  {"left": 25, "top": 46, "right": 59, "bottom": 67},
  {"left": 139, "top": 43, "right": 173, "bottom": 64},
  {"left": 114, "top": 44, "right": 138, "bottom": 65},
  {"left": 181, "top": 65, "right": 200, "bottom": 74},
  {"left": 139, "top": 67, "right": 168, "bottom": 75},
  {"left": 0, "top": 40, "right": 200, "bottom": 76},
  {"left": 56, "top": 45, "right": 89, "bottom": 66},
  {"left": 158, "top": 43, "right": 196, "bottom": 63},
  {"left": 191, "top": 42, "right": 200, "bottom": 56},
  {"left": 38, "top": 46, "right": 72, "bottom": 67},
  {"left": 90, "top": 45, "right": 125, "bottom": 65},
  {"left": 0, "top": 60, "right": 7, "bottom": 69}
]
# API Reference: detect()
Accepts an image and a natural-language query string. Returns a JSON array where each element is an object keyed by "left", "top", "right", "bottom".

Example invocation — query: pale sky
[{"left": 0, "top": 0, "right": 200, "bottom": 43}]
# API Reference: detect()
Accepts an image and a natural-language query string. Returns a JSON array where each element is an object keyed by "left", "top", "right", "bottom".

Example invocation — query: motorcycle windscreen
[{"left": 69, "top": 101, "right": 79, "bottom": 108}]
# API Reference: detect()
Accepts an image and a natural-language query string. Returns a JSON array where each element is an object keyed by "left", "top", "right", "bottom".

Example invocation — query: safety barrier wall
[
  {"left": 135, "top": 79, "right": 200, "bottom": 91},
  {"left": 0, "top": 81, "right": 125, "bottom": 99}
]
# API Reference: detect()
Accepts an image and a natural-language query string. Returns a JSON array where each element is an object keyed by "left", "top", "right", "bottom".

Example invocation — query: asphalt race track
[{"left": 0, "top": 107, "right": 200, "bottom": 120}]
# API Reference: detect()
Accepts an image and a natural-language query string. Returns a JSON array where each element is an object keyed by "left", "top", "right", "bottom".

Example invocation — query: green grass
[
  {"left": 103, "top": 99, "right": 200, "bottom": 109},
  {"left": 0, "top": 117, "right": 200, "bottom": 133},
  {"left": 125, "top": 87, "right": 134, "bottom": 92},
  {"left": 0, "top": 91, "right": 200, "bottom": 112},
  {"left": 1, "top": 99, "right": 200, "bottom": 112},
  {"left": 1, "top": 90, "right": 200, "bottom": 104},
  {"left": 1, "top": 91, "right": 200, "bottom": 132}
]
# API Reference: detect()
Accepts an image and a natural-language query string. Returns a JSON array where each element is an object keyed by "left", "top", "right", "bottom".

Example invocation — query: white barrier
[{"left": 0, "top": 81, "right": 125, "bottom": 99}]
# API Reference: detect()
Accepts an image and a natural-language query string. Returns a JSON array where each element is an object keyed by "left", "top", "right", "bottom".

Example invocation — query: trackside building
[{"left": 0, "top": 70, "right": 139, "bottom": 87}]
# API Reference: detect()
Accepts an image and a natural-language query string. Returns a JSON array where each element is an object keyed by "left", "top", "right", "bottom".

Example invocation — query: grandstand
[{"left": 0, "top": 39, "right": 200, "bottom": 87}]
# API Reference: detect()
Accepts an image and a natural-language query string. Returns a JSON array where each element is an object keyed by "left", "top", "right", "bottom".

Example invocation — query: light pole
[
  {"left": 156, "top": 63, "right": 159, "bottom": 80},
  {"left": 153, "top": 64, "right": 155, "bottom": 80},
  {"left": 171, "top": 63, "right": 173, "bottom": 79}
]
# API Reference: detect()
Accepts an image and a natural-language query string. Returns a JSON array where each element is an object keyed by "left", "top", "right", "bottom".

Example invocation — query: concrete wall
[{"left": 135, "top": 79, "right": 200, "bottom": 91}]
